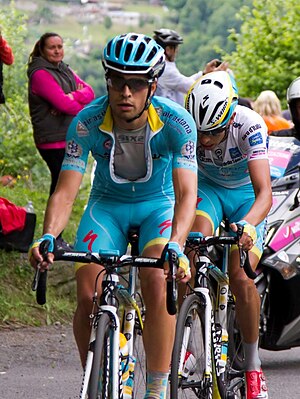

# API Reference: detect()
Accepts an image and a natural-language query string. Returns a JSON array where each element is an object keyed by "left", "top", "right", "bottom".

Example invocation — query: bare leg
[{"left": 73, "top": 263, "right": 103, "bottom": 366}]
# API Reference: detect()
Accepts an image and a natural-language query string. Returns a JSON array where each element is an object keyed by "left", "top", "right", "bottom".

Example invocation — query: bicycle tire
[
  {"left": 217, "top": 302, "right": 245, "bottom": 399},
  {"left": 170, "top": 293, "right": 211, "bottom": 399},
  {"left": 89, "top": 312, "right": 117, "bottom": 399}
]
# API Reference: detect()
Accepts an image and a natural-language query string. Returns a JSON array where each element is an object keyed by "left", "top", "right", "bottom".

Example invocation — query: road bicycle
[
  {"left": 32, "top": 231, "right": 178, "bottom": 399},
  {"left": 170, "top": 224, "right": 256, "bottom": 399}
]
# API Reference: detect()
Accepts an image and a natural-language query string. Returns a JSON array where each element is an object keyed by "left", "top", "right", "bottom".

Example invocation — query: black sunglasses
[
  {"left": 198, "top": 125, "right": 227, "bottom": 136},
  {"left": 107, "top": 76, "right": 154, "bottom": 93}
]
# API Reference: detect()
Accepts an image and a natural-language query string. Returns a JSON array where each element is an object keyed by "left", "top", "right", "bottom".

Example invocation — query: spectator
[
  {"left": 0, "top": 27, "right": 14, "bottom": 104},
  {"left": 253, "top": 90, "right": 292, "bottom": 134},
  {"left": 272, "top": 76, "right": 300, "bottom": 140},
  {"left": 27, "top": 32, "right": 95, "bottom": 249},
  {"left": 153, "top": 28, "right": 227, "bottom": 106}
]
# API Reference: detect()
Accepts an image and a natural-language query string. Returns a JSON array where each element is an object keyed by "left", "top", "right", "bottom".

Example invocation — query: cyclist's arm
[
  {"left": 43, "top": 169, "right": 83, "bottom": 238},
  {"left": 30, "top": 170, "right": 83, "bottom": 268},
  {"left": 169, "top": 167, "right": 197, "bottom": 249},
  {"left": 245, "top": 159, "right": 272, "bottom": 225}
]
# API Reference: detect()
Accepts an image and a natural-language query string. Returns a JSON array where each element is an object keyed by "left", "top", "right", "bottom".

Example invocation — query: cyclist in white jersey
[{"left": 185, "top": 71, "right": 272, "bottom": 399}]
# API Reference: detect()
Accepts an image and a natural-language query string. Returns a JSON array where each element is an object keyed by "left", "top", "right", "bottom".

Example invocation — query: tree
[{"left": 225, "top": 0, "right": 300, "bottom": 104}]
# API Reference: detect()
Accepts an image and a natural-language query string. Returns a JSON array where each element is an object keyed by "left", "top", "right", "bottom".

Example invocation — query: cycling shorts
[
  {"left": 74, "top": 197, "right": 174, "bottom": 270},
  {"left": 196, "top": 180, "right": 266, "bottom": 257}
]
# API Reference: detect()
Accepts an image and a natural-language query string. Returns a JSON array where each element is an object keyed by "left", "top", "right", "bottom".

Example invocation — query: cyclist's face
[
  {"left": 108, "top": 72, "right": 156, "bottom": 127},
  {"left": 165, "top": 45, "right": 178, "bottom": 62},
  {"left": 198, "top": 130, "right": 226, "bottom": 150},
  {"left": 42, "top": 36, "right": 64, "bottom": 65}
]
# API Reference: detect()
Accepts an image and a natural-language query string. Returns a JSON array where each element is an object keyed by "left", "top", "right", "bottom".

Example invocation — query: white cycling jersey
[
  {"left": 155, "top": 60, "right": 202, "bottom": 106},
  {"left": 198, "top": 105, "right": 269, "bottom": 188}
]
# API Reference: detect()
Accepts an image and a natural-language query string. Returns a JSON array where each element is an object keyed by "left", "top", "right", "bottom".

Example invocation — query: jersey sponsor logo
[
  {"left": 242, "top": 124, "right": 262, "bottom": 140},
  {"left": 83, "top": 230, "right": 98, "bottom": 252},
  {"left": 249, "top": 149, "right": 267, "bottom": 159},
  {"left": 83, "top": 110, "right": 106, "bottom": 126},
  {"left": 181, "top": 140, "right": 195, "bottom": 159},
  {"left": 232, "top": 121, "right": 244, "bottom": 129},
  {"left": 249, "top": 132, "right": 263, "bottom": 146},
  {"left": 117, "top": 134, "right": 144, "bottom": 143},
  {"left": 66, "top": 140, "right": 83, "bottom": 158},
  {"left": 214, "top": 148, "right": 223, "bottom": 160},
  {"left": 229, "top": 147, "right": 242, "bottom": 159},
  {"left": 76, "top": 121, "right": 89, "bottom": 136},
  {"left": 172, "top": 115, "right": 192, "bottom": 134},
  {"left": 158, "top": 219, "right": 172, "bottom": 235}
]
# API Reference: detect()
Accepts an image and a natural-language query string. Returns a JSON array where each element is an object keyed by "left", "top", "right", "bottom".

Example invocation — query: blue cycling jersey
[
  {"left": 61, "top": 95, "right": 197, "bottom": 256},
  {"left": 62, "top": 95, "right": 197, "bottom": 203}
]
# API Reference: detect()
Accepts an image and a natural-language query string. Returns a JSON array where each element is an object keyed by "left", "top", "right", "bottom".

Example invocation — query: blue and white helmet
[
  {"left": 102, "top": 32, "right": 165, "bottom": 78},
  {"left": 185, "top": 71, "right": 239, "bottom": 134}
]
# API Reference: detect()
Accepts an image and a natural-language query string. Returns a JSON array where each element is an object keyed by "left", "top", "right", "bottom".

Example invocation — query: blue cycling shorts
[
  {"left": 197, "top": 180, "right": 266, "bottom": 257},
  {"left": 74, "top": 197, "right": 174, "bottom": 269}
]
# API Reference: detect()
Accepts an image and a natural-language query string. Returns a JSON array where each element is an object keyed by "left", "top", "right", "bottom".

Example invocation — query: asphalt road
[{"left": 1, "top": 323, "right": 300, "bottom": 398}]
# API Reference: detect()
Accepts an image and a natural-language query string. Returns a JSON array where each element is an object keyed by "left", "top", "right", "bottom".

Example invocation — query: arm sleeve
[
  {"left": 162, "top": 64, "right": 202, "bottom": 93},
  {"left": 31, "top": 70, "right": 91, "bottom": 115},
  {"left": 0, "top": 36, "right": 14, "bottom": 65}
]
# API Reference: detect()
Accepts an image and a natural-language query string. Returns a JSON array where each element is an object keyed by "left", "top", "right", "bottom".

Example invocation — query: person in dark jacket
[
  {"left": 272, "top": 77, "right": 300, "bottom": 140},
  {"left": 27, "top": 32, "right": 95, "bottom": 248}
]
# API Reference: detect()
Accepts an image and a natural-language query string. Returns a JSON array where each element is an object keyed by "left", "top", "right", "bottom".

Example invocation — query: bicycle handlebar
[
  {"left": 187, "top": 229, "right": 257, "bottom": 280},
  {"left": 31, "top": 241, "right": 179, "bottom": 315}
]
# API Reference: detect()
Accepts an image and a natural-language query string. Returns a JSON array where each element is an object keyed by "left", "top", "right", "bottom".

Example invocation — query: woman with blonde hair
[{"left": 253, "top": 90, "right": 292, "bottom": 134}]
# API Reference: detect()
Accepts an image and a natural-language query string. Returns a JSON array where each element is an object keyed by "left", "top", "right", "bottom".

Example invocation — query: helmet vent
[
  {"left": 145, "top": 47, "right": 158, "bottom": 63},
  {"left": 115, "top": 39, "right": 124, "bottom": 59},
  {"left": 134, "top": 42, "right": 146, "bottom": 62},
  {"left": 125, "top": 43, "right": 134, "bottom": 62}
]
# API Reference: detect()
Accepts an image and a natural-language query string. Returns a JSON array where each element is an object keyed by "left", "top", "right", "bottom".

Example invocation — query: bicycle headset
[
  {"left": 153, "top": 28, "right": 184, "bottom": 49},
  {"left": 102, "top": 32, "right": 165, "bottom": 122},
  {"left": 185, "top": 71, "right": 239, "bottom": 136}
]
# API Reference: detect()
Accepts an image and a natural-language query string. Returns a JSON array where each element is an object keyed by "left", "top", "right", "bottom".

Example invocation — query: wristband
[
  {"left": 237, "top": 220, "right": 257, "bottom": 244},
  {"left": 164, "top": 241, "right": 190, "bottom": 276}
]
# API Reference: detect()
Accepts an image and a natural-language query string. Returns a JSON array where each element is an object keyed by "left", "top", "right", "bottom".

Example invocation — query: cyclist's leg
[
  {"left": 226, "top": 186, "right": 268, "bottom": 396},
  {"left": 226, "top": 185, "right": 264, "bottom": 347},
  {"left": 73, "top": 200, "right": 129, "bottom": 366},
  {"left": 138, "top": 204, "right": 175, "bottom": 398}
]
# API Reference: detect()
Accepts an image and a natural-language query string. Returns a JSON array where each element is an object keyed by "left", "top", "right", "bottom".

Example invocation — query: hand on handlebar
[
  {"left": 230, "top": 220, "right": 257, "bottom": 251},
  {"left": 28, "top": 234, "right": 56, "bottom": 271},
  {"left": 162, "top": 242, "right": 191, "bottom": 283}
]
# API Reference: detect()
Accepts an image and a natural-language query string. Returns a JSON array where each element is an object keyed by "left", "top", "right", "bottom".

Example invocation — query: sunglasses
[
  {"left": 107, "top": 76, "right": 154, "bottom": 93},
  {"left": 197, "top": 126, "right": 227, "bottom": 136}
]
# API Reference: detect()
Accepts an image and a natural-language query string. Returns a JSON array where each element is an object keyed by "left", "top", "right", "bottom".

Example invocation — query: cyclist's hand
[
  {"left": 230, "top": 220, "right": 257, "bottom": 251},
  {"left": 162, "top": 242, "right": 191, "bottom": 283},
  {"left": 28, "top": 234, "right": 56, "bottom": 271}
]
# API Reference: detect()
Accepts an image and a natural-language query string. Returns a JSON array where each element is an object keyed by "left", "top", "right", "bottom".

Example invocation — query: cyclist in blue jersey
[
  {"left": 29, "top": 32, "right": 198, "bottom": 399},
  {"left": 185, "top": 71, "right": 272, "bottom": 399}
]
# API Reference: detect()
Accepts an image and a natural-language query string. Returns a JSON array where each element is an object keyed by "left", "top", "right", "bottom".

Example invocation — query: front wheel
[
  {"left": 170, "top": 293, "right": 211, "bottom": 399},
  {"left": 88, "top": 312, "right": 117, "bottom": 399}
]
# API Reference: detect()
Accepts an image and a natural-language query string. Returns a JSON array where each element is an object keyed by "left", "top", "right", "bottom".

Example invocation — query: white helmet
[
  {"left": 287, "top": 77, "right": 300, "bottom": 103},
  {"left": 185, "top": 71, "right": 239, "bottom": 134}
]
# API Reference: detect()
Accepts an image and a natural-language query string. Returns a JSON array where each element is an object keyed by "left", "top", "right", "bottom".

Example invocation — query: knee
[{"left": 230, "top": 274, "right": 256, "bottom": 305}]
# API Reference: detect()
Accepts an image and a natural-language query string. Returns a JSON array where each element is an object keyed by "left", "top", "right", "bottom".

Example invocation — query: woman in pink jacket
[{"left": 27, "top": 32, "right": 95, "bottom": 249}]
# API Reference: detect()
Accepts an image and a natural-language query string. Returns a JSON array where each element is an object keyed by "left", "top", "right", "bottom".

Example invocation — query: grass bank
[{"left": 0, "top": 179, "right": 89, "bottom": 328}]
